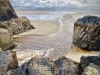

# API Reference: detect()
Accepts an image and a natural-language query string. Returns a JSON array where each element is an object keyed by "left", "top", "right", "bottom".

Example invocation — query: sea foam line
[{"left": 49, "top": 15, "right": 63, "bottom": 36}]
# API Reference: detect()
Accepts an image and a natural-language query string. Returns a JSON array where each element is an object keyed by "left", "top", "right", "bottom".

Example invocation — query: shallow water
[
  {"left": 18, "top": 11, "right": 75, "bottom": 21},
  {"left": 13, "top": 11, "right": 100, "bottom": 65}
]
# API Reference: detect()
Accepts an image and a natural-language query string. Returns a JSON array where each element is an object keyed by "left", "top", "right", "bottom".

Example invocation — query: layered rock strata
[{"left": 73, "top": 16, "right": 100, "bottom": 50}]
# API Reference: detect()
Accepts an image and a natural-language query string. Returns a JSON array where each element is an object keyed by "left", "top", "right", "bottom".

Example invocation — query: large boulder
[
  {"left": 82, "top": 63, "right": 100, "bottom": 75},
  {"left": 73, "top": 15, "right": 100, "bottom": 51},
  {"left": 53, "top": 56, "right": 79, "bottom": 75},
  {"left": 0, "top": 28, "right": 13, "bottom": 51},
  {"left": 0, "top": 50, "right": 18, "bottom": 75},
  {"left": 0, "top": 0, "right": 18, "bottom": 21},
  {"left": 78, "top": 56, "right": 100, "bottom": 74},
  {"left": 5, "top": 57, "right": 79, "bottom": 75}
]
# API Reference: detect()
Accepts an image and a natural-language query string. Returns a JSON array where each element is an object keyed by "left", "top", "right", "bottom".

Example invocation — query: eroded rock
[
  {"left": 0, "top": 50, "right": 18, "bottom": 75},
  {"left": 73, "top": 15, "right": 100, "bottom": 50},
  {"left": 0, "top": 28, "right": 13, "bottom": 51}
]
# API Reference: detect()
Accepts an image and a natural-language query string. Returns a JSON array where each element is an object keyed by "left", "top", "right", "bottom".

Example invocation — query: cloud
[{"left": 9, "top": 0, "right": 100, "bottom": 10}]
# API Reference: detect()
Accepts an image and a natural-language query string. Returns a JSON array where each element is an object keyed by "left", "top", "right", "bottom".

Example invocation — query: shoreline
[
  {"left": 49, "top": 16, "right": 63, "bottom": 36},
  {"left": 13, "top": 10, "right": 100, "bottom": 65}
]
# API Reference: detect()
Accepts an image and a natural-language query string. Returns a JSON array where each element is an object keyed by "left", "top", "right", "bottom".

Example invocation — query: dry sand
[{"left": 15, "top": 20, "right": 60, "bottom": 36}]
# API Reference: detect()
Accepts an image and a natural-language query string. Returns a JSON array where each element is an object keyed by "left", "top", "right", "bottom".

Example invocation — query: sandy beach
[
  {"left": 15, "top": 20, "right": 60, "bottom": 36},
  {"left": 13, "top": 10, "right": 100, "bottom": 65}
]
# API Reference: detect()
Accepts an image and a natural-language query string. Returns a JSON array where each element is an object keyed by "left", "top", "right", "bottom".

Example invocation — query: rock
[
  {"left": 53, "top": 56, "right": 79, "bottom": 75},
  {"left": 82, "top": 63, "right": 100, "bottom": 75},
  {"left": 73, "top": 15, "right": 100, "bottom": 50},
  {"left": 6, "top": 58, "right": 54, "bottom": 75},
  {"left": 0, "top": 17, "right": 34, "bottom": 36},
  {"left": 5, "top": 57, "right": 79, "bottom": 75},
  {"left": 0, "top": 50, "right": 18, "bottom": 75},
  {"left": 0, "top": 28, "right": 13, "bottom": 51},
  {"left": 78, "top": 56, "right": 100, "bottom": 74},
  {"left": 0, "top": 0, "right": 34, "bottom": 36},
  {"left": 0, "top": 0, "right": 18, "bottom": 21},
  {"left": 0, "top": 48, "right": 2, "bottom": 52}
]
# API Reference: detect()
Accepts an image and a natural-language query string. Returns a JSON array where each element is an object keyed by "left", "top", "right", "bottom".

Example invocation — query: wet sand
[{"left": 13, "top": 10, "right": 100, "bottom": 65}]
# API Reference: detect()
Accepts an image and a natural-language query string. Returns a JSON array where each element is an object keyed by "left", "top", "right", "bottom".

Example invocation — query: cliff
[{"left": 0, "top": 0, "right": 18, "bottom": 21}]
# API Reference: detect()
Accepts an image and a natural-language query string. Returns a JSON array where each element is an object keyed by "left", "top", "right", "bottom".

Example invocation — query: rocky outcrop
[
  {"left": 0, "top": 0, "right": 34, "bottom": 36},
  {"left": 0, "top": 0, "right": 18, "bottom": 21},
  {"left": 53, "top": 56, "right": 79, "bottom": 75},
  {"left": 0, "top": 28, "right": 13, "bottom": 51},
  {"left": 73, "top": 15, "right": 100, "bottom": 50},
  {"left": 0, "top": 0, "right": 34, "bottom": 50},
  {"left": 0, "top": 16, "right": 34, "bottom": 36},
  {"left": 82, "top": 63, "right": 100, "bottom": 75},
  {"left": 78, "top": 56, "right": 100, "bottom": 74},
  {"left": 5, "top": 56, "right": 79, "bottom": 75},
  {"left": 0, "top": 50, "right": 18, "bottom": 75}
]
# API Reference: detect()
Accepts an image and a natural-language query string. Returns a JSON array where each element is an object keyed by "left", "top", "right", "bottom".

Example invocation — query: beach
[{"left": 13, "top": 10, "right": 100, "bottom": 65}]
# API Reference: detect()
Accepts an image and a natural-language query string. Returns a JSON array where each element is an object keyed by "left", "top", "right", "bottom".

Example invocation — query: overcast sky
[{"left": 9, "top": 0, "right": 100, "bottom": 10}]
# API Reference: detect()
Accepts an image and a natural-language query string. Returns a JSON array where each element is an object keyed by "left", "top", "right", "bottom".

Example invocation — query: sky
[{"left": 9, "top": 0, "right": 100, "bottom": 10}]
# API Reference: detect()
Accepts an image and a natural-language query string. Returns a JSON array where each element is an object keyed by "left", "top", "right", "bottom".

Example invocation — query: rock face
[
  {"left": 0, "top": 50, "right": 18, "bottom": 75},
  {"left": 0, "top": 16, "right": 34, "bottom": 36},
  {"left": 82, "top": 63, "right": 100, "bottom": 75},
  {"left": 0, "top": 0, "right": 18, "bottom": 21},
  {"left": 5, "top": 56, "right": 79, "bottom": 75},
  {"left": 0, "top": 28, "right": 13, "bottom": 51},
  {"left": 78, "top": 56, "right": 100, "bottom": 74},
  {"left": 73, "top": 15, "right": 100, "bottom": 50},
  {"left": 53, "top": 56, "right": 79, "bottom": 75}
]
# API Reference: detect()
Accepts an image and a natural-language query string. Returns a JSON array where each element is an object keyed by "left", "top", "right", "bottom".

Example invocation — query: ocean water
[{"left": 18, "top": 11, "right": 75, "bottom": 21}]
